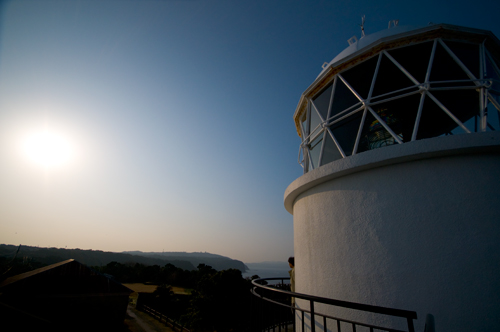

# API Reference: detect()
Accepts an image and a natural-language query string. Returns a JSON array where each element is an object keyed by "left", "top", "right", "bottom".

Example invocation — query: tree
[
  {"left": 182, "top": 267, "right": 251, "bottom": 332},
  {"left": 153, "top": 284, "right": 178, "bottom": 314}
]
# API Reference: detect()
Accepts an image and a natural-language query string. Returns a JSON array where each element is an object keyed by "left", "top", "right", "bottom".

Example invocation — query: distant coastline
[
  {"left": 243, "top": 261, "right": 290, "bottom": 279},
  {"left": 0, "top": 244, "right": 247, "bottom": 272}
]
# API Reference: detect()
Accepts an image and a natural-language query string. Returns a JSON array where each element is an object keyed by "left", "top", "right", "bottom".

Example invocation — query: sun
[{"left": 22, "top": 130, "right": 74, "bottom": 168}]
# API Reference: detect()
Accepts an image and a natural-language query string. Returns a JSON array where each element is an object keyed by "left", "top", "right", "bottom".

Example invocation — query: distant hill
[
  {"left": 0, "top": 244, "right": 247, "bottom": 272},
  {"left": 123, "top": 251, "right": 248, "bottom": 272}
]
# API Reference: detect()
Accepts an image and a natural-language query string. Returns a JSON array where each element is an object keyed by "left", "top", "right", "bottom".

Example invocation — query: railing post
[
  {"left": 424, "top": 314, "right": 435, "bottom": 332},
  {"left": 251, "top": 288, "right": 255, "bottom": 332},
  {"left": 301, "top": 310, "right": 304, "bottom": 332},
  {"left": 278, "top": 299, "right": 282, "bottom": 332},
  {"left": 310, "top": 300, "right": 315, "bottom": 332},
  {"left": 407, "top": 317, "right": 415, "bottom": 332},
  {"left": 262, "top": 291, "right": 265, "bottom": 332}
]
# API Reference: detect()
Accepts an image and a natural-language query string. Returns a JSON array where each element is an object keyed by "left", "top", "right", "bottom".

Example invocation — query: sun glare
[{"left": 22, "top": 130, "right": 74, "bottom": 168}]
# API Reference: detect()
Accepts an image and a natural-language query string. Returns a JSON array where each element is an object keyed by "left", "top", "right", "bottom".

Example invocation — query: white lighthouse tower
[{"left": 285, "top": 23, "right": 500, "bottom": 331}]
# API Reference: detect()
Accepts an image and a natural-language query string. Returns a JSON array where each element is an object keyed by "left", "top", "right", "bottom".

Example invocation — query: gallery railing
[{"left": 251, "top": 277, "right": 417, "bottom": 332}]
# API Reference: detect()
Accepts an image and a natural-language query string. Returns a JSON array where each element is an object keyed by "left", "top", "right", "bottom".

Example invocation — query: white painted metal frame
[{"left": 298, "top": 37, "right": 500, "bottom": 173}]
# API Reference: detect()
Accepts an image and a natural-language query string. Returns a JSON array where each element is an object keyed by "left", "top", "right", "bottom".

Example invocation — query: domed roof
[
  {"left": 313, "top": 23, "right": 500, "bottom": 81},
  {"left": 290, "top": 22, "right": 500, "bottom": 176},
  {"left": 316, "top": 23, "right": 426, "bottom": 78},
  {"left": 294, "top": 23, "right": 500, "bottom": 136}
]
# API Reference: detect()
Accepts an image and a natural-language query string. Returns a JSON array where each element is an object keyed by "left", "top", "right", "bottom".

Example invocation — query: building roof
[
  {"left": 0, "top": 259, "right": 132, "bottom": 295},
  {"left": 0, "top": 259, "right": 74, "bottom": 288}
]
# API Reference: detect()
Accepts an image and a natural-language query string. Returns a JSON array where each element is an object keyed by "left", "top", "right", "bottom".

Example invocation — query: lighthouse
[{"left": 285, "top": 23, "right": 500, "bottom": 331}]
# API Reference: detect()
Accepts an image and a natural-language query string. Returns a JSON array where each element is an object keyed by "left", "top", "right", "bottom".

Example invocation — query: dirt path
[{"left": 124, "top": 305, "right": 175, "bottom": 332}]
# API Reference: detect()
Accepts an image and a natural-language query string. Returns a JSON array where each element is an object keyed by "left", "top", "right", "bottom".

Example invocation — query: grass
[
  {"left": 123, "top": 283, "right": 159, "bottom": 293},
  {"left": 124, "top": 283, "right": 191, "bottom": 305}
]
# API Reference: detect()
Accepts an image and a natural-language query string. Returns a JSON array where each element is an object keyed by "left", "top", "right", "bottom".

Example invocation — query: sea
[{"left": 242, "top": 262, "right": 291, "bottom": 280}]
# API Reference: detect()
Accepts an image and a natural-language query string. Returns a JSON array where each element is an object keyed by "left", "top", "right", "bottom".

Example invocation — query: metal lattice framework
[{"left": 298, "top": 29, "right": 500, "bottom": 173}]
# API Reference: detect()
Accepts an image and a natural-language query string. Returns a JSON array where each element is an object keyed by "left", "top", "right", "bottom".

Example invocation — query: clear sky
[{"left": 0, "top": 0, "right": 498, "bottom": 263}]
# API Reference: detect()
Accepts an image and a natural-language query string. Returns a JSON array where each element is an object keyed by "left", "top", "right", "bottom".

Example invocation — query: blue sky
[{"left": 0, "top": 0, "right": 498, "bottom": 263}]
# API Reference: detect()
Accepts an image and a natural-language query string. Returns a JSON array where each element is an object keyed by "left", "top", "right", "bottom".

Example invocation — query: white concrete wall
[{"left": 285, "top": 132, "right": 500, "bottom": 332}]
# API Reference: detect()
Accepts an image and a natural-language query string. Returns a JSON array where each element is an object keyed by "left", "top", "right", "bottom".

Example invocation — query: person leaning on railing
[{"left": 288, "top": 256, "right": 295, "bottom": 306}]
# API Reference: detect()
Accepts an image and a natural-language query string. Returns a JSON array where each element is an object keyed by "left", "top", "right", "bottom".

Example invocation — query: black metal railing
[
  {"left": 251, "top": 277, "right": 417, "bottom": 332},
  {"left": 141, "top": 304, "right": 190, "bottom": 332}
]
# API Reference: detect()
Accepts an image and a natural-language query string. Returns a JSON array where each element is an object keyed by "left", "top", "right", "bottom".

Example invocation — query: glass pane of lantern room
[
  {"left": 329, "top": 110, "right": 364, "bottom": 156},
  {"left": 300, "top": 111, "right": 308, "bottom": 138},
  {"left": 452, "top": 115, "right": 479, "bottom": 134},
  {"left": 340, "top": 56, "right": 378, "bottom": 99},
  {"left": 487, "top": 97, "right": 500, "bottom": 131},
  {"left": 429, "top": 43, "right": 474, "bottom": 87},
  {"left": 370, "top": 94, "right": 421, "bottom": 143},
  {"left": 485, "top": 52, "right": 500, "bottom": 93},
  {"left": 487, "top": 45, "right": 500, "bottom": 69},
  {"left": 357, "top": 110, "right": 398, "bottom": 153},
  {"left": 321, "top": 131, "right": 343, "bottom": 165},
  {"left": 416, "top": 95, "right": 467, "bottom": 139},
  {"left": 431, "top": 90, "right": 480, "bottom": 133},
  {"left": 387, "top": 41, "right": 434, "bottom": 84},
  {"left": 371, "top": 53, "right": 416, "bottom": 98},
  {"left": 309, "top": 103, "right": 322, "bottom": 137},
  {"left": 309, "top": 134, "right": 323, "bottom": 170},
  {"left": 443, "top": 40, "right": 480, "bottom": 79},
  {"left": 312, "top": 83, "right": 333, "bottom": 122},
  {"left": 330, "top": 78, "right": 361, "bottom": 120}
]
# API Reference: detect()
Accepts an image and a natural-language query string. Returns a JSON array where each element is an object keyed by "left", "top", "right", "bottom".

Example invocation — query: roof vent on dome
[
  {"left": 347, "top": 36, "right": 358, "bottom": 45},
  {"left": 388, "top": 19, "right": 399, "bottom": 28}
]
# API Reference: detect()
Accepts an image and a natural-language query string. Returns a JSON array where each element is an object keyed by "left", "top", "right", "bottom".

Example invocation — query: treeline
[
  {"left": 94, "top": 261, "right": 259, "bottom": 331},
  {"left": 0, "top": 244, "right": 195, "bottom": 270},
  {"left": 182, "top": 266, "right": 254, "bottom": 331},
  {"left": 125, "top": 251, "right": 248, "bottom": 272},
  {"left": 92, "top": 261, "right": 202, "bottom": 288},
  {"left": 0, "top": 247, "right": 261, "bottom": 331},
  {"left": 0, "top": 255, "right": 46, "bottom": 282}
]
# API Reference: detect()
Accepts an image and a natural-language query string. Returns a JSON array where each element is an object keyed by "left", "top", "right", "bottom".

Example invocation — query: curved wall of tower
[
  {"left": 286, "top": 24, "right": 500, "bottom": 332},
  {"left": 285, "top": 132, "right": 500, "bottom": 331}
]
